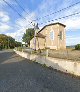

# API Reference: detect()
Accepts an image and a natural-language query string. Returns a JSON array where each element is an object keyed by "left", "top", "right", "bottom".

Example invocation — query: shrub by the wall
[{"left": 75, "top": 44, "right": 80, "bottom": 50}]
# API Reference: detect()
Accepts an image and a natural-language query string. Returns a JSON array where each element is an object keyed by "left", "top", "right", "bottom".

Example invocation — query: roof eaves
[{"left": 38, "top": 22, "right": 66, "bottom": 33}]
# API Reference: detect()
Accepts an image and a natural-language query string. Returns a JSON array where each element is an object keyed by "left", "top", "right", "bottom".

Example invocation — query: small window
[
  {"left": 60, "top": 31, "right": 63, "bottom": 40},
  {"left": 50, "top": 31, "right": 54, "bottom": 40}
]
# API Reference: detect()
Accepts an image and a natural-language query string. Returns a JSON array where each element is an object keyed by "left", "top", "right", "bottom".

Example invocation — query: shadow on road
[{"left": 0, "top": 51, "right": 15, "bottom": 64}]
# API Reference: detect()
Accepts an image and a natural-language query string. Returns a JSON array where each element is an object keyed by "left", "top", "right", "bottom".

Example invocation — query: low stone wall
[{"left": 14, "top": 50, "right": 80, "bottom": 76}]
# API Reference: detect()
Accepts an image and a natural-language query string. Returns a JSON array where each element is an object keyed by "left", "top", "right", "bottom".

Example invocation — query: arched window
[{"left": 50, "top": 31, "right": 54, "bottom": 40}]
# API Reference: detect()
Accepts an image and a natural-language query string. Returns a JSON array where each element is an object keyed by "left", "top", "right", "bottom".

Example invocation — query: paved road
[{"left": 0, "top": 50, "right": 80, "bottom": 92}]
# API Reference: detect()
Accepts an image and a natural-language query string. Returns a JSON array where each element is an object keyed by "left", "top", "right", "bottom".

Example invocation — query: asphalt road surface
[{"left": 0, "top": 50, "right": 80, "bottom": 92}]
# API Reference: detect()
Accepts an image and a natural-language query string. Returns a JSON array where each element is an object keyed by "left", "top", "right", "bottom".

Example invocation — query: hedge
[{"left": 75, "top": 44, "right": 80, "bottom": 50}]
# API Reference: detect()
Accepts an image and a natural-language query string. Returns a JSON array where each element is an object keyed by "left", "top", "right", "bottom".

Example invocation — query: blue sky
[{"left": 0, "top": 0, "right": 80, "bottom": 46}]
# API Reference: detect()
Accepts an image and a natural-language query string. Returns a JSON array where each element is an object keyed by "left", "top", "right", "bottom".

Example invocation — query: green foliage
[
  {"left": 75, "top": 44, "right": 80, "bottom": 50},
  {"left": 0, "top": 44, "right": 3, "bottom": 50},
  {"left": 7, "top": 36, "right": 15, "bottom": 49},
  {"left": 17, "top": 47, "right": 23, "bottom": 51},
  {"left": 15, "top": 41, "right": 21, "bottom": 47},
  {"left": 22, "top": 28, "right": 35, "bottom": 46},
  {"left": 0, "top": 34, "right": 21, "bottom": 50},
  {"left": 42, "top": 64, "right": 47, "bottom": 67}
]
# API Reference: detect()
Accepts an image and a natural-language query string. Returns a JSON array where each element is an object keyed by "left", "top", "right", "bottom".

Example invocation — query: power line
[
  {"left": 2, "top": 0, "right": 26, "bottom": 20},
  {"left": 14, "top": 0, "right": 32, "bottom": 25},
  {"left": 0, "top": 21, "right": 24, "bottom": 30},
  {"left": 14, "top": 0, "right": 29, "bottom": 15},
  {"left": 14, "top": 0, "right": 33, "bottom": 25},
  {"left": 14, "top": 0, "right": 37, "bottom": 25},
  {"left": 39, "top": 11, "right": 80, "bottom": 25},
  {"left": 2, "top": 0, "right": 32, "bottom": 27},
  {"left": 33, "top": 1, "right": 80, "bottom": 21}
]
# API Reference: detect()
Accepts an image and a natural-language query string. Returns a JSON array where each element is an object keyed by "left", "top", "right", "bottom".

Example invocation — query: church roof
[
  {"left": 36, "top": 33, "right": 45, "bottom": 38},
  {"left": 38, "top": 22, "right": 66, "bottom": 33}
]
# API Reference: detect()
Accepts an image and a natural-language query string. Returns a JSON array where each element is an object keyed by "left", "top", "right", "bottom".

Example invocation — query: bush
[
  {"left": 0, "top": 45, "right": 3, "bottom": 50},
  {"left": 42, "top": 64, "right": 47, "bottom": 67},
  {"left": 0, "top": 46, "right": 2, "bottom": 50},
  {"left": 75, "top": 44, "right": 80, "bottom": 50},
  {"left": 17, "top": 47, "right": 23, "bottom": 51}
]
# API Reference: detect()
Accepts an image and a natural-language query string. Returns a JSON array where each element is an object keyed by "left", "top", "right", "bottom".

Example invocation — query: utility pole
[
  {"left": 34, "top": 23, "right": 36, "bottom": 51},
  {"left": 33, "top": 23, "right": 39, "bottom": 51}
]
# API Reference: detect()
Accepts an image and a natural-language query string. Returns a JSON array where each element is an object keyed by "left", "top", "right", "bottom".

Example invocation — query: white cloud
[
  {"left": 0, "top": 11, "right": 11, "bottom": 33},
  {"left": 0, "top": 11, "right": 10, "bottom": 22},
  {"left": 6, "top": 28, "right": 25, "bottom": 42},
  {"left": 35, "top": 0, "right": 58, "bottom": 25},
  {"left": 34, "top": 0, "right": 80, "bottom": 30},
  {"left": 0, "top": 0, "right": 7, "bottom": 4},
  {"left": 65, "top": 18, "right": 80, "bottom": 29},
  {"left": 16, "top": 12, "right": 36, "bottom": 28},
  {"left": 0, "top": 23, "right": 11, "bottom": 32},
  {"left": 6, "top": 12, "right": 36, "bottom": 41},
  {"left": 66, "top": 36, "right": 80, "bottom": 46}
]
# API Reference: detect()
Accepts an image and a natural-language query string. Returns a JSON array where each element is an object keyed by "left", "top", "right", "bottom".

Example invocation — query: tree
[
  {"left": 7, "top": 36, "right": 15, "bottom": 49},
  {"left": 75, "top": 44, "right": 80, "bottom": 50},
  {"left": 0, "top": 34, "right": 8, "bottom": 49},
  {"left": 0, "top": 34, "right": 19, "bottom": 49},
  {"left": 22, "top": 28, "right": 35, "bottom": 46},
  {"left": 15, "top": 41, "right": 21, "bottom": 47}
]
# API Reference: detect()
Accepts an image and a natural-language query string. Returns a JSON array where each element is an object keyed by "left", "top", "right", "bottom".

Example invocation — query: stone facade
[{"left": 30, "top": 22, "right": 66, "bottom": 50}]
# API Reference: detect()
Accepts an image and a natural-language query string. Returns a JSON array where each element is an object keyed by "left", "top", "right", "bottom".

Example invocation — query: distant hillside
[{"left": 66, "top": 45, "right": 75, "bottom": 49}]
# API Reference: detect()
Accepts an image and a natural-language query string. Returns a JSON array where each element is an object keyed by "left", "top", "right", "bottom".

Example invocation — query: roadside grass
[
  {"left": 47, "top": 49, "right": 80, "bottom": 61},
  {"left": 15, "top": 47, "right": 80, "bottom": 61}
]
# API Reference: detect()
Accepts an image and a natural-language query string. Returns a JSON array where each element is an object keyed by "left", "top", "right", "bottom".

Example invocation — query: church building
[{"left": 30, "top": 22, "right": 66, "bottom": 50}]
